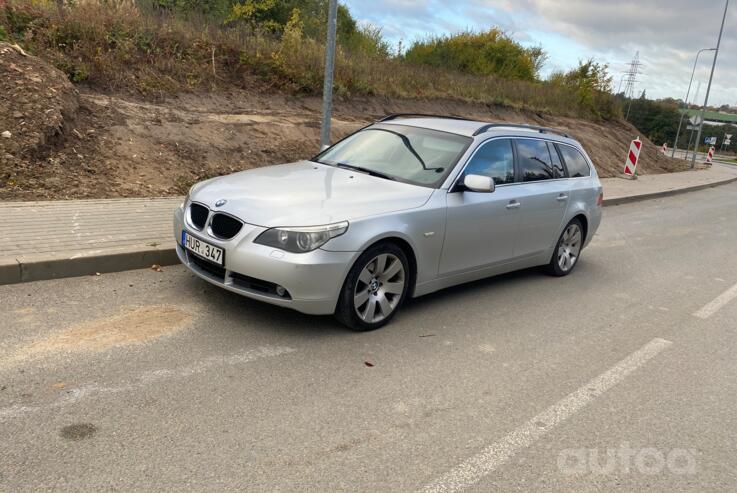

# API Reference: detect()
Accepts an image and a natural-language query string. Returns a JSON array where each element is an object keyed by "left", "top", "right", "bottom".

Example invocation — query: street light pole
[
  {"left": 686, "top": 81, "right": 702, "bottom": 161},
  {"left": 319, "top": 0, "right": 338, "bottom": 150},
  {"left": 692, "top": 0, "right": 730, "bottom": 168},
  {"left": 671, "top": 48, "right": 716, "bottom": 158}
]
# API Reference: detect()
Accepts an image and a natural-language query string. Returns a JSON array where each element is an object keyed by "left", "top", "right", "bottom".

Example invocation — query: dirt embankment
[{"left": 0, "top": 44, "right": 688, "bottom": 201}]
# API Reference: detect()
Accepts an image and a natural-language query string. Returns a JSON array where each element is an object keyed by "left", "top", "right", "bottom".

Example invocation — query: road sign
[
  {"left": 624, "top": 138, "right": 642, "bottom": 176},
  {"left": 704, "top": 136, "right": 717, "bottom": 145},
  {"left": 725, "top": 133, "right": 732, "bottom": 146}
]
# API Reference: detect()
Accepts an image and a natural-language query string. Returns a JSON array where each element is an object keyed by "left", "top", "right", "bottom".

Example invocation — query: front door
[{"left": 439, "top": 138, "right": 520, "bottom": 275}]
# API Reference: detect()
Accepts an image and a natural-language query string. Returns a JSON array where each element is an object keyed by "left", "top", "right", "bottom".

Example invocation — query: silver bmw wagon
[{"left": 174, "top": 115, "right": 603, "bottom": 330}]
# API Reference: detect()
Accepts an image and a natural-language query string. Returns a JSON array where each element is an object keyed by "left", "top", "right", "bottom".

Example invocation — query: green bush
[
  {"left": 404, "top": 28, "right": 547, "bottom": 81},
  {"left": 547, "top": 60, "right": 617, "bottom": 119},
  {"left": 225, "top": 0, "right": 388, "bottom": 57},
  {"left": 4, "top": 1, "right": 42, "bottom": 37},
  {"left": 0, "top": 25, "right": 7, "bottom": 41}
]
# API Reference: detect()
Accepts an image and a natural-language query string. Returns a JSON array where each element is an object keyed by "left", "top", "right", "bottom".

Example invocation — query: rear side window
[
  {"left": 462, "top": 139, "right": 515, "bottom": 185},
  {"left": 515, "top": 139, "right": 555, "bottom": 182},
  {"left": 548, "top": 142, "right": 566, "bottom": 178},
  {"left": 557, "top": 145, "right": 591, "bottom": 178}
]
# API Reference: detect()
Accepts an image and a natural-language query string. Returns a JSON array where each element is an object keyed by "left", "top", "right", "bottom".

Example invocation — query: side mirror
[{"left": 463, "top": 174, "right": 495, "bottom": 193}]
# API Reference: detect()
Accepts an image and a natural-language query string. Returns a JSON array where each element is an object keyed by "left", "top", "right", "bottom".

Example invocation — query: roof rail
[
  {"left": 378, "top": 114, "right": 475, "bottom": 123},
  {"left": 472, "top": 123, "right": 570, "bottom": 138}
]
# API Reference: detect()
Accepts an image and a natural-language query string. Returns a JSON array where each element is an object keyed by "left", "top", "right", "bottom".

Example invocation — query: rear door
[
  {"left": 439, "top": 138, "right": 520, "bottom": 275},
  {"left": 512, "top": 138, "right": 571, "bottom": 258}
]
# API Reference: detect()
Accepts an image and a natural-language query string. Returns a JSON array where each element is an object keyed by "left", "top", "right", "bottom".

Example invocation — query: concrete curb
[
  {"left": 1, "top": 245, "right": 178, "bottom": 285},
  {"left": 1, "top": 175, "right": 736, "bottom": 286},
  {"left": 602, "top": 175, "right": 737, "bottom": 206}
]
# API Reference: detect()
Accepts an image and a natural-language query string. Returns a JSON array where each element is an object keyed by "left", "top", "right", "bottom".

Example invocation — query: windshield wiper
[
  {"left": 332, "top": 162, "right": 396, "bottom": 181},
  {"left": 372, "top": 128, "right": 444, "bottom": 172}
]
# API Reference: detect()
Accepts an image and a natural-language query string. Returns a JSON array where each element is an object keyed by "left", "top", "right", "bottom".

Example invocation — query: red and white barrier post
[
  {"left": 624, "top": 137, "right": 642, "bottom": 178},
  {"left": 661, "top": 143, "right": 668, "bottom": 154},
  {"left": 706, "top": 146, "right": 715, "bottom": 164}
]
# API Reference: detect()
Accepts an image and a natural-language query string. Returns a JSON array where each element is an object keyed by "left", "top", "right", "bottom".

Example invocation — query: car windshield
[{"left": 313, "top": 124, "right": 472, "bottom": 187}]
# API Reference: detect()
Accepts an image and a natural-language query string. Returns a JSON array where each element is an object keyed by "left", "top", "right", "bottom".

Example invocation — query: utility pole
[
  {"left": 692, "top": 0, "right": 729, "bottom": 168},
  {"left": 623, "top": 51, "right": 642, "bottom": 121},
  {"left": 319, "top": 0, "right": 338, "bottom": 150},
  {"left": 672, "top": 48, "right": 716, "bottom": 158}
]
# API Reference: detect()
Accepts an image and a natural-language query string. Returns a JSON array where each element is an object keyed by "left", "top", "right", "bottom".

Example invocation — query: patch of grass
[{"left": 1, "top": 0, "right": 621, "bottom": 120}]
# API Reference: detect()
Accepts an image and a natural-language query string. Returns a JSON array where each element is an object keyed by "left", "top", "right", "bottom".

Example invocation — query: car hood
[{"left": 190, "top": 161, "right": 434, "bottom": 227}]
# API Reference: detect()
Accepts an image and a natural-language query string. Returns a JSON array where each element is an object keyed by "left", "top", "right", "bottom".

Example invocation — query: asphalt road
[{"left": 2, "top": 183, "right": 737, "bottom": 492}]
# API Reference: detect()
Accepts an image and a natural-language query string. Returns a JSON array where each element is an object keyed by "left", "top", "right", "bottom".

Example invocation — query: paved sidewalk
[
  {"left": 2, "top": 164, "right": 737, "bottom": 284},
  {"left": 0, "top": 197, "right": 180, "bottom": 284},
  {"left": 602, "top": 163, "right": 737, "bottom": 205}
]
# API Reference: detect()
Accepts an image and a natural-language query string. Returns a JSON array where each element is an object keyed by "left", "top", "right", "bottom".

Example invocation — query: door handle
[
  {"left": 506, "top": 200, "right": 521, "bottom": 210},
  {"left": 556, "top": 194, "right": 569, "bottom": 201}
]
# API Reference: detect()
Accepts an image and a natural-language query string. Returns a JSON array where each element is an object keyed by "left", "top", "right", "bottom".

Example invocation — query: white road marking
[
  {"left": 420, "top": 338, "right": 672, "bottom": 493},
  {"left": 0, "top": 346, "right": 296, "bottom": 422},
  {"left": 693, "top": 281, "right": 737, "bottom": 319}
]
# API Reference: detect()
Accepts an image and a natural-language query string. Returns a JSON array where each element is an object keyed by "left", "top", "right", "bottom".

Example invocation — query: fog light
[{"left": 275, "top": 285, "right": 287, "bottom": 297}]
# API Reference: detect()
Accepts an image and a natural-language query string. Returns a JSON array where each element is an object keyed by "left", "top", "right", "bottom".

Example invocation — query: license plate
[{"left": 182, "top": 231, "right": 224, "bottom": 266}]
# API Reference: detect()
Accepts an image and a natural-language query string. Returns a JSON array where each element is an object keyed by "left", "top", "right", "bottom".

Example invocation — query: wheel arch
[
  {"left": 358, "top": 235, "right": 419, "bottom": 298},
  {"left": 571, "top": 213, "right": 589, "bottom": 245}
]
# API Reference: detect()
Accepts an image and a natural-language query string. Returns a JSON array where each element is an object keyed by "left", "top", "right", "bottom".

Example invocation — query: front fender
[{"left": 321, "top": 191, "right": 446, "bottom": 286}]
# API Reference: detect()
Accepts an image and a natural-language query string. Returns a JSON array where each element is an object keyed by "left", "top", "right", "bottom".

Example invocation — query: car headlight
[
  {"left": 180, "top": 186, "right": 195, "bottom": 209},
  {"left": 254, "top": 221, "right": 349, "bottom": 253}
]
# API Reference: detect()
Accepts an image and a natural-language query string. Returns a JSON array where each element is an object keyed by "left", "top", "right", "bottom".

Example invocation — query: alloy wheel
[
  {"left": 557, "top": 223, "right": 582, "bottom": 272},
  {"left": 354, "top": 253, "right": 405, "bottom": 323}
]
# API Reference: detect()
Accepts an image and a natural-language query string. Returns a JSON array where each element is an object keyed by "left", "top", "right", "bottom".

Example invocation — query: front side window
[
  {"left": 557, "top": 145, "right": 591, "bottom": 178},
  {"left": 314, "top": 124, "right": 472, "bottom": 187},
  {"left": 461, "top": 139, "right": 515, "bottom": 185},
  {"left": 516, "top": 139, "right": 555, "bottom": 182}
]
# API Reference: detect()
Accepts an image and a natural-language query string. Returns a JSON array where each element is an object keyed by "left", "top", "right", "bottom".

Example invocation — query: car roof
[
  {"left": 378, "top": 116, "right": 578, "bottom": 146},
  {"left": 380, "top": 117, "right": 488, "bottom": 137}
]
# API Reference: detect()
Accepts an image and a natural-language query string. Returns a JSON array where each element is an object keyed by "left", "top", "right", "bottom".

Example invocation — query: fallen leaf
[
  {"left": 364, "top": 361, "right": 374, "bottom": 367},
  {"left": 151, "top": 264, "right": 163, "bottom": 272},
  {"left": 52, "top": 382, "right": 66, "bottom": 389}
]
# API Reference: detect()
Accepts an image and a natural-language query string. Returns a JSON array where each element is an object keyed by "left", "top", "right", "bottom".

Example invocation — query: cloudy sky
[{"left": 343, "top": 0, "right": 737, "bottom": 107}]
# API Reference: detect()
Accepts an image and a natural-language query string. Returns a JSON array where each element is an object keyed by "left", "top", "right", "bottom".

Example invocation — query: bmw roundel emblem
[{"left": 215, "top": 199, "right": 227, "bottom": 208}]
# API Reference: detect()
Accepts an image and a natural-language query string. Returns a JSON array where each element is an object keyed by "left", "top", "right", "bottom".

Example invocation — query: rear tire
[
  {"left": 546, "top": 218, "right": 584, "bottom": 277},
  {"left": 335, "top": 242, "right": 410, "bottom": 331}
]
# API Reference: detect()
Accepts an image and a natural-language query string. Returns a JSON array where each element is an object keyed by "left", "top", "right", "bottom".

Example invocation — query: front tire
[
  {"left": 547, "top": 218, "right": 584, "bottom": 277},
  {"left": 335, "top": 242, "right": 410, "bottom": 331}
]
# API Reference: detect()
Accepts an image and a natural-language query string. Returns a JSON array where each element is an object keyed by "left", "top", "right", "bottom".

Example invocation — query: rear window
[{"left": 557, "top": 145, "right": 591, "bottom": 178}]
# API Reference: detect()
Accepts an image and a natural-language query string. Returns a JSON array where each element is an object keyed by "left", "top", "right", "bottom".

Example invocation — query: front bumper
[{"left": 173, "top": 207, "right": 357, "bottom": 315}]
